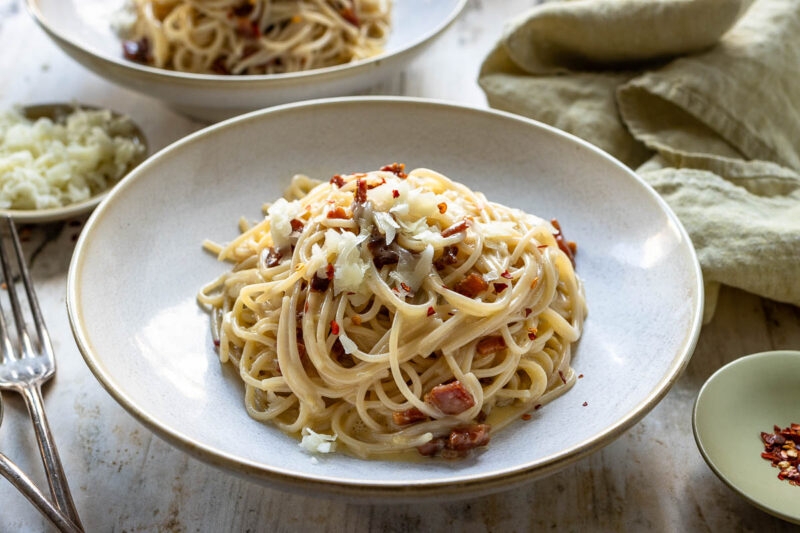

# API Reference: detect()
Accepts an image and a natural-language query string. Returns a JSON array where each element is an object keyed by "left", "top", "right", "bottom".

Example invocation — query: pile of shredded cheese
[{"left": 0, "top": 108, "right": 144, "bottom": 210}]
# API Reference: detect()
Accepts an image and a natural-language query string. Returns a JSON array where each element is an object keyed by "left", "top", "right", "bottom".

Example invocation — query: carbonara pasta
[
  {"left": 198, "top": 165, "right": 586, "bottom": 459},
  {"left": 117, "top": 0, "right": 391, "bottom": 74}
]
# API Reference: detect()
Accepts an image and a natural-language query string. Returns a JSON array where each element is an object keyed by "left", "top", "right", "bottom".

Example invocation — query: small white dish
[
  {"left": 27, "top": 0, "right": 466, "bottom": 121},
  {"left": 67, "top": 97, "right": 703, "bottom": 499},
  {"left": 0, "top": 103, "right": 148, "bottom": 224}
]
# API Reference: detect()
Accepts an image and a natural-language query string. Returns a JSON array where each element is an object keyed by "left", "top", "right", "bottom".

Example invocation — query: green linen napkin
[{"left": 479, "top": 0, "right": 800, "bottom": 320}]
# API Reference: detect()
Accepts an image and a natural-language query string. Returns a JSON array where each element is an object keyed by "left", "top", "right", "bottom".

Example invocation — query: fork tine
[
  {"left": 0, "top": 217, "right": 35, "bottom": 359},
  {"left": 6, "top": 217, "right": 53, "bottom": 359},
  {"left": 0, "top": 279, "right": 15, "bottom": 363}
]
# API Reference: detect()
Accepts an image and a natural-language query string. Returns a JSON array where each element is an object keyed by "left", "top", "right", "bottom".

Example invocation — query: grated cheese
[{"left": 299, "top": 427, "right": 337, "bottom": 454}]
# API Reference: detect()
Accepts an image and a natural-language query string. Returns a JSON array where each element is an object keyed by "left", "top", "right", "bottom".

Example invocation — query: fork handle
[
  {"left": 21, "top": 385, "right": 83, "bottom": 531},
  {"left": 0, "top": 452, "right": 82, "bottom": 533}
]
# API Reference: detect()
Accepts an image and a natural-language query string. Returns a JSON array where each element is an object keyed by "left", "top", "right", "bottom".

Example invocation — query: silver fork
[{"left": 0, "top": 217, "right": 83, "bottom": 530}]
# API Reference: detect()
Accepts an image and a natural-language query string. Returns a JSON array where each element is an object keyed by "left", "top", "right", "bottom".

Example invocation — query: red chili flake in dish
[
  {"left": 339, "top": 7, "right": 360, "bottom": 26},
  {"left": 427, "top": 306, "right": 436, "bottom": 317},
  {"left": 330, "top": 320, "right": 340, "bottom": 336},
  {"left": 559, "top": 371, "right": 566, "bottom": 384},
  {"left": 524, "top": 308, "right": 532, "bottom": 317},
  {"left": 354, "top": 178, "right": 368, "bottom": 204},
  {"left": 437, "top": 202, "right": 447, "bottom": 214},
  {"left": 290, "top": 219, "right": 304, "bottom": 232},
  {"left": 501, "top": 270, "right": 512, "bottom": 279},
  {"left": 392, "top": 189, "right": 400, "bottom": 198},
  {"left": 442, "top": 218, "right": 470, "bottom": 238},
  {"left": 760, "top": 423, "right": 800, "bottom": 486},
  {"left": 213, "top": 339, "right": 220, "bottom": 347},
  {"left": 380, "top": 163, "right": 407, "bottom": 178},
  {"left": 551, "top": 218, "right": 577, "bottom": 267},
  {"left": 454, "top": 273, "right": 488, "bottom": 297},
  {"left": 531, "top": 277, "right": 539, "bottom": 289},
  {"left": 327, "top": 206, "right": 349, "bottom": 219},
  {"left": 330, "top": 174, "right": 345, "bottom": 187},
  {"left": 122, "top": 38, "right": 150, "bottom": 63},
  {"left": 578, "top": 374, "right": 584, "bottom": 379},
  {"left": 528, "top": 328, "right": 537, "bottom": 340},
  {"left": 582, "top": 402, "right": 588, "bottom": 407},
  {"left": 304, "top": 301, "right": 309, "bottom": 313},
  {"left": 326, "top": 263, "right": 335, "bottom": 280},
  {"left": 493, "top": 283, "right": 507, "bottom": 293},
  {"left": 521, "top": 414, "right": 532, "bottom": 421},
  {"left": 400, "top": 282, "right": 411, "bottom": 293},
  {"left": 537, "top": 244, "right": 548, "bottom": 250}
]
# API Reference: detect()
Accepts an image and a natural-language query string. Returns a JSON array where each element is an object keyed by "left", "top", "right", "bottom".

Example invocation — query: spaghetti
[
  {"left": 198, "top": 165, "right": 586, "bottom": 458},
  {"left": 118, "top": 0, "right": 391, "bottom": 75}
]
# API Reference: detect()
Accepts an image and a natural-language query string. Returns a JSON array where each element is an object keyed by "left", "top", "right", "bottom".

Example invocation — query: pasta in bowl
[{"left": 198, "top": 166, "right": 586, "bottom": 459}]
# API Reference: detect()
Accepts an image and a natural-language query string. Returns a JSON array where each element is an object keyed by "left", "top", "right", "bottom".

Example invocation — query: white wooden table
[{"left": 1, "top": 0, "right": 799, "bottom": 530}]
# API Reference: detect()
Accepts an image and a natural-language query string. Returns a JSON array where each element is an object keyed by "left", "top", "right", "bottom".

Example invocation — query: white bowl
[
  {"left": 67, "top": 97, "right": 703, "bottom": 500},
  {"left": 27, "top": 0, "right": 466, "bottom": 121}
]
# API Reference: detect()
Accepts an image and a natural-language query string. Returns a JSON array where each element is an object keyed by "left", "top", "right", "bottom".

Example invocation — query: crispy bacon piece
[
  {"left": 426, "top": 381, "right": 475, "bottom": 415},
  {"left": 380, "top": 163, "right": 407, "bottom": 178},
  {"left": 393, "top": 408, "right": 427, "bottom": 426},
  {"left": 339, "top": 7, "right": 360, "bottom": 27},
  {"left": 330, "top": 175, "right": 345, "bottom": 188},
  {"left": 265, "top": 247, "right": 283, "bottom": 268},
  {"left": 434, "top": 245, "right": 459, "bottom": 270},
  {"left": 290, "top": 219, "right": 304, "bottom": 232},
  {"left": 354, "top": 178, "right": 368, "bottom": 204},
  {"left": 310, "top": 274, "right": 330, "bottom": 292},
  {"left": 551, "top": 219, "right": 576, "bottom": 266},
  {"left": 454, "top": 273, "right": 488, "bottom": 298},
  {"left": 441, "top": 219, "right": 470, "bottom": 238},
  {"left": 476, "top": 336, "right": 506, "bottom": 355},
  {"left": 327, "top": 206, "right": 349, "bottom": 219},
  {"left": 417, "top": 438, "right": 446, "bottom": 457},
  {"left": 448, "top": 424, "right": 491, "bottom": 452},
  {"left": 367, "top": 229, "right": 400, "bottom": 269}
]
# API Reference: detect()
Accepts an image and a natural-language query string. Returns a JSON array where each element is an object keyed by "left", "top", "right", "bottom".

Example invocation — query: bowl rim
[
  {"left": 692, "top": 350, "right": 800, "bottom": 525},
  {"left": 66, "top": 96, "right": 705, "bottom": 498},
  {"left": 26, "top": 0, "right": 468, "bottom": 87}
]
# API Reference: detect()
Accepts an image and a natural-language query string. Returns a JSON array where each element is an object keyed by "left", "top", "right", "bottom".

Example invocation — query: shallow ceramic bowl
[
  {"left": 67, "top": 97, "right": 703, "bottom": 500},
  {"left": 694, "top": 350, "right": 800, "bottom": 525},
  {"left": 0, "top": 103, "right": 148, "bottom": 224},
  {"left": 27, "top": 0, "right": 466, "bottom": 121}
]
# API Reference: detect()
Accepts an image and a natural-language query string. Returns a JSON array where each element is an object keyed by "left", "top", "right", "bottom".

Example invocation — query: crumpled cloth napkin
[{"left": 479, "top": 0, "right": 800, "bottom": 320}]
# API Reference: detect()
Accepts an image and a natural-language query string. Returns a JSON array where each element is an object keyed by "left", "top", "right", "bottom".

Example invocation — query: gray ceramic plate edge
[{"left": 66, "top": 96, "right": 704, "bottom": 500}]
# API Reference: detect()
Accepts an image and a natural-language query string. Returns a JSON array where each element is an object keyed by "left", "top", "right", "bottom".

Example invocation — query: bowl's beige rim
[
  {"left": 66, "top": 96, "right": 704, "bottom": 499},
  {"left": 26, "top": 0, "right": 468, "bottom": 89},
  {"left": 1, "top": 102, "right": 148, "bottom": 224},
  {"left": 692, "top": 350, "right": 800, "bottom": 525}
]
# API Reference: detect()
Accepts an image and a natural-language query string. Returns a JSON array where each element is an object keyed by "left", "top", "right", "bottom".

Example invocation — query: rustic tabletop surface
[{"left": 1, "top": 0, "right": 799, "bottom": 531}]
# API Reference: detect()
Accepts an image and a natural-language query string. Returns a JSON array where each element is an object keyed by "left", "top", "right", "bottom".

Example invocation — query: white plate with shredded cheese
[
  {"left": 67, "top": 97, "right": 703, "bottom": 500},
  {"left": 0, "top": 104, "right": 147, "bottom": 223}
]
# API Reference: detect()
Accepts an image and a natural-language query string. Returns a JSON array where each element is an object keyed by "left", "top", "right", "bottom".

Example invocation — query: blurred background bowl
[{"left": 27, "top": 0, "right": 466, "bottom": 122}]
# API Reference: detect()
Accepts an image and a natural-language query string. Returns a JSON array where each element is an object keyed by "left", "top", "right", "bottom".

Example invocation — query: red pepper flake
[
  {"left": 351, "top": 315, "right": 362, "bottom": 326},
  {"left": 213, "top": 339, "right": 220, "bottom": 347},
  {"left": 537, "top": 244, "right": 548, "bottom": 250},
  {"left": 330, "top": 320, "right": 340, "bottom": 336},
  {"left": 437, "top": 202, "right": 447, "bottom": 214},
  {"left": 521, "top": 414, "right": 532, "bottom": 421},
  {"left": 380, "top": 163, "right": 407, "bottom": 178},
  {"left": 400, "top": 282, "right": 411, "bottom": 293},
  {"left": 501, "top": 270, "right": 512, "bottom": 279},
  {"left": 304, "top": 301, "right": 309, "bottom": 313},
  {"left": 290, "top": 219, "right": 304, "bottom": 232},
  {"left": 327, "top": 206, "right": 349, "bottom": 219},
  {"left": 534, "top": 404, "right": 542, "bottom": 410},
  {"left": 582, "top": 402, "right": 588, "bottom": 407},
  {"left": 528, "top": 328, "right": 537, "bottom": 340},
  {"left": 531, "top": 277, "right": 539, "bottom": 289},
  {"left": 442, "top": 218, "right": 470, "bottom": 238},
  {"left": 326, "top": 263, "right": 335, "bottom": 280},
  {"left": 392, "top": 189, "right": 400, "bottom": 198},
  {"left": 493, "top": 283, "right": 507, "bottom": 294},
  {"left": 760, "top": 423, "right": 800, "bottom": 487},
  {"left": 551, "top": 219, "right": 577, "bottom": 267},
  {"left": 427, "top": 306, "right": 435, "bottom": 317},
  {"left": 578, "top": 374, "right": 584, "bottom": 379},
  {"left": 339, "top": 7, "right": 360, "bottom": 27},
  {"left": 354, "top": 178, "right": 367, "bottom": 204},
  {"left": 524, "top": 308, "right": 532, "bottom": 317},
  {"left": 558, "top": 371, "right": 566, "bottom": 384},
  {"left": 330, "top": 175, "right": 345, "bottom": 188}
]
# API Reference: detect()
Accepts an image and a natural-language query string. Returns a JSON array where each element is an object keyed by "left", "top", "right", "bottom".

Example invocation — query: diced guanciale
[
  {"left": 380, "top": 163, "right": 407, "bottom": 178},
  {"left": 426, "top": 380, "right": 475, "bottom": 415},
  {"left": 476, "top": 336, "right": 506, "bottom": 355},
  {"left": 330, "top": 175, "right": 345, "bottom": 188},
  {"left": 392, "top": 408, "right": 427, "bottom": 426},
  {"left": 354, "top": 178, "right": 368, "bottom": 204},
  {"left": 434, "top": 245, "right": 458, "bottom": 270},
  {"left": 265, "top": 247, "right": 282, "bottom": 268},
  {"left": 441, "top": 219, "right": 470, "bottom": 238},
  {"left": 327, "top": 206, "right": 349, "bottom": 219},
  {"left": 454, "top": 273, "right": 488, "bottom": 297},
  {"left": 448, "top": 424, "right": 491, "bottom": 451},
  {"left": 416, "top": 437, "right": 446, "bottom": 457}
]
